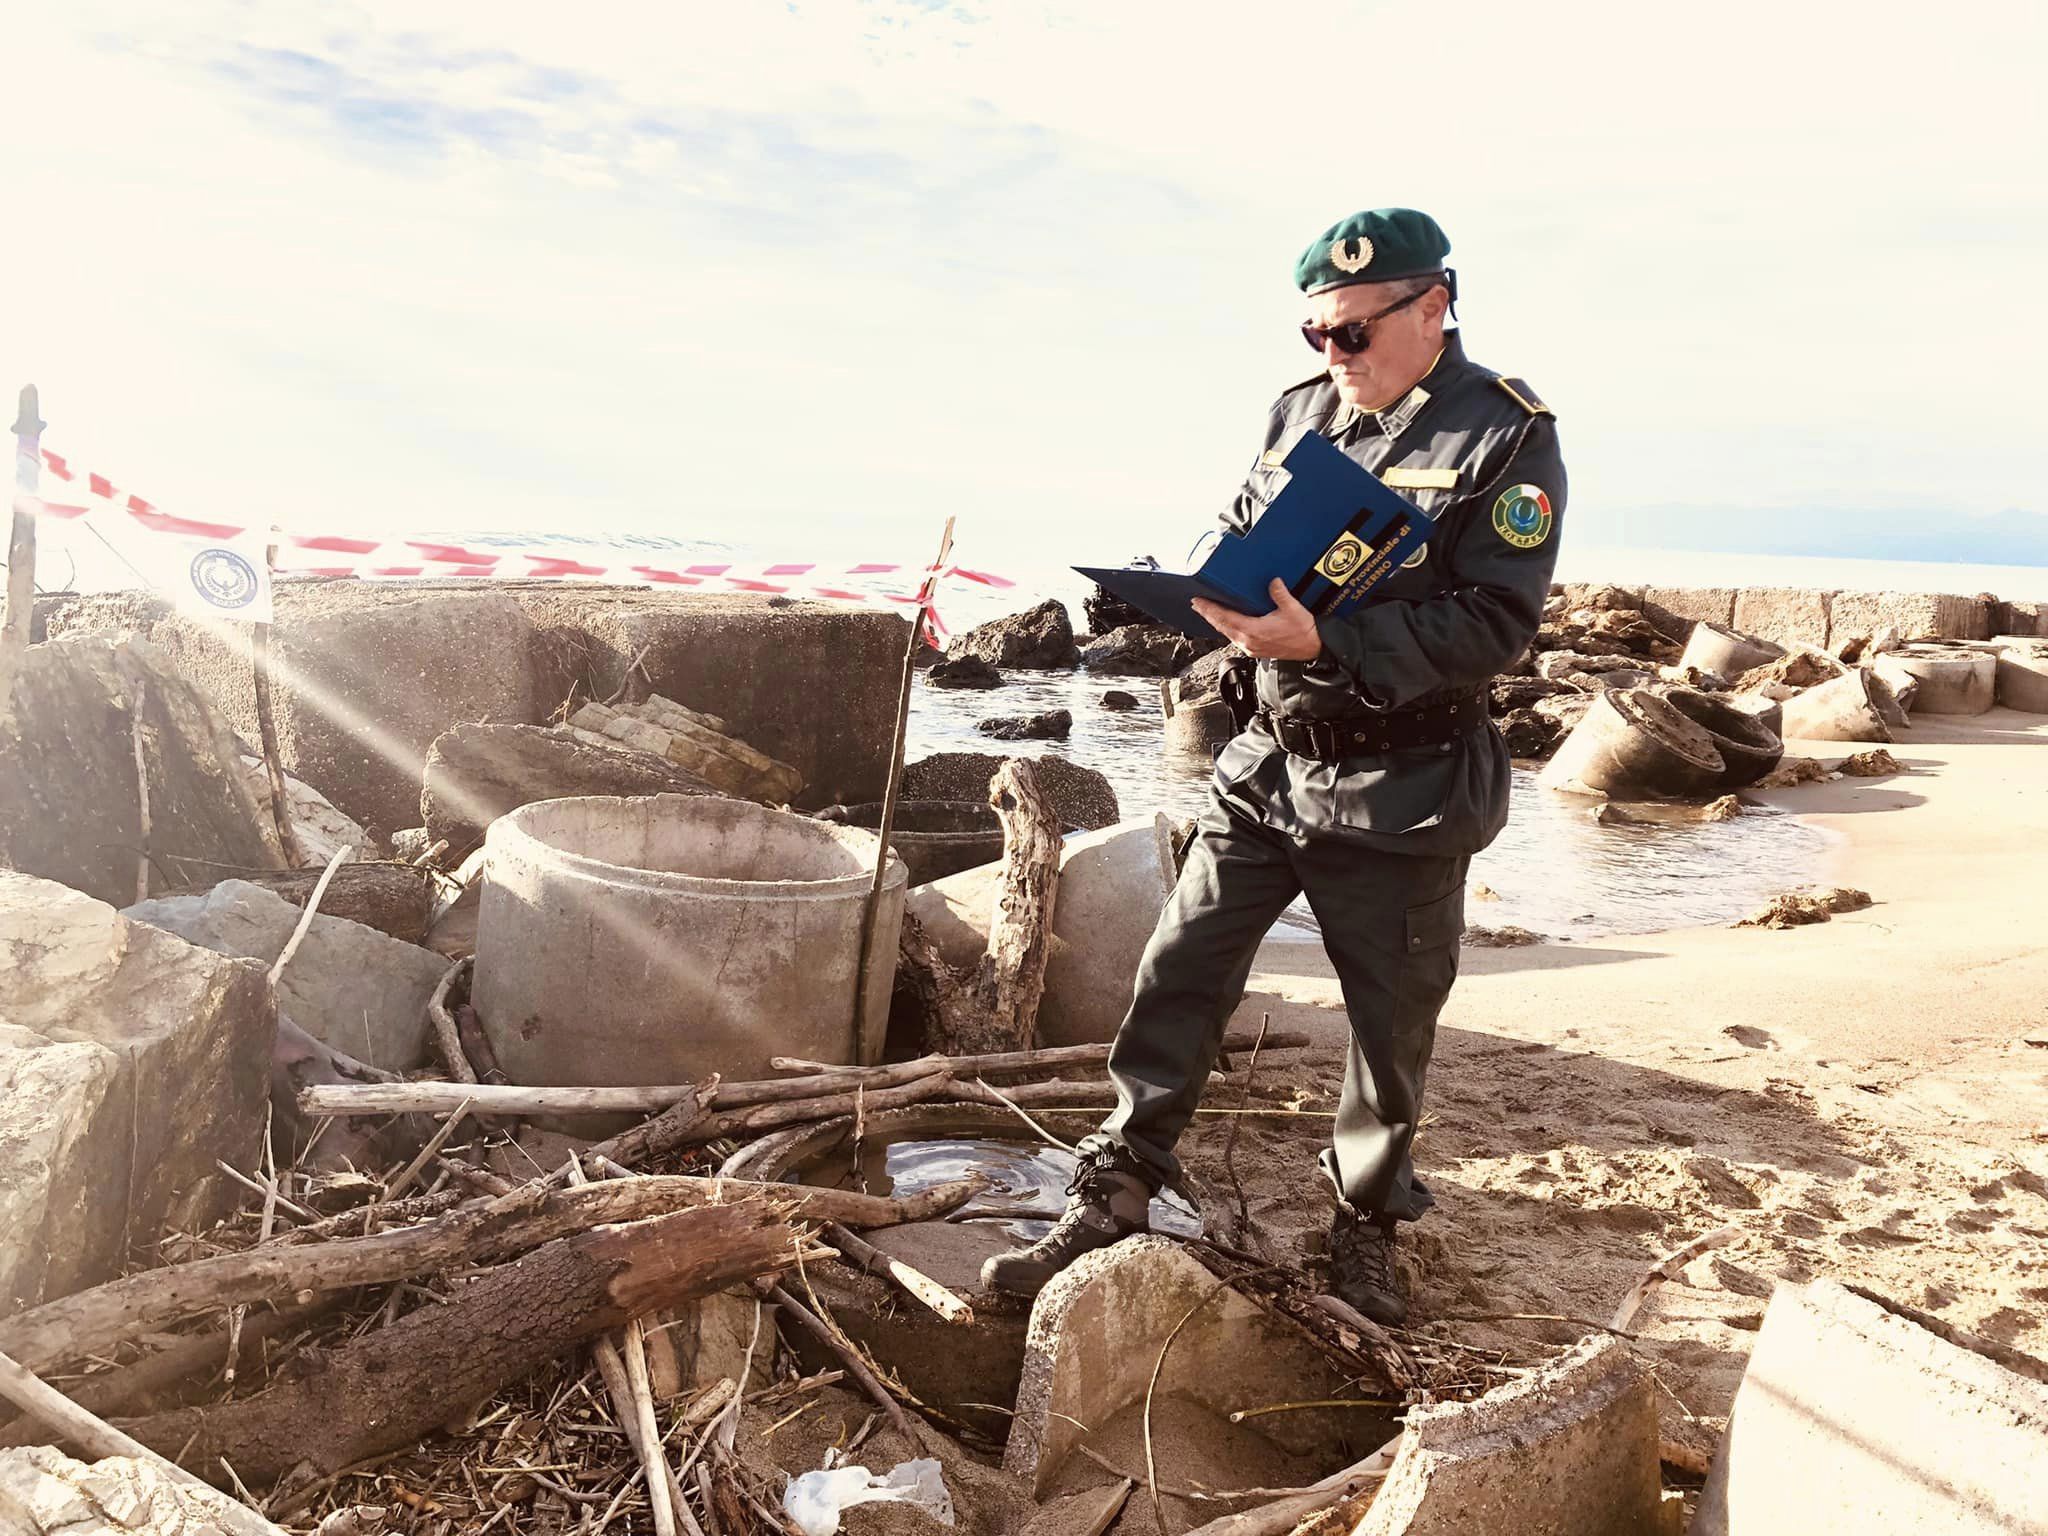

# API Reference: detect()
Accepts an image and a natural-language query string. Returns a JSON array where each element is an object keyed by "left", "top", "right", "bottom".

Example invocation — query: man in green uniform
[{"left": 983, "top": 207, "right": 1566, "bottom": 1323}]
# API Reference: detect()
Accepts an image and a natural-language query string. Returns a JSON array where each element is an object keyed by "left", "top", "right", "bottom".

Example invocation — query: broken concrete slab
[
  {"left": 0, "top": 1444, "right": 286, "bottom": 1536},
  {"left": 1004, "top": 1236, "right": 1386, "bottom": 1499},
  {"left": 509, "top": 589, "right": 905, "bottom": 811},
  {"left": 0, "top": 636, "right": 285, "bottom": 907},
  {"left": 1356, "top": 1335, "right": 1661, "bottom": 1536},
  {"left": 1642, "top": 585, "right": 1738, "bottom": 638},
  {"left": 124, "top": 878, "right": 442, "bottom": 1071},
  {"left": 1732, "top": 588, "right": 1833, "bottom": 649},
  {"left": 569, "top": 700, "right": 801, "bottom": 802},
  {"left": 906, "top": 816, "right": 1176, "bottom": 1046},
  {"left": 0, "top": 871, "right": 273, "bottom": 1311},
  {"left": 1694, "top": 1279, "right": 2048, "bottom": 1536},
  {"left": 421, "top": 720, "right": 720, "bottom": 859},
  {"left": 1777, "top": 669, "right": 1893, "bottom": 743}
]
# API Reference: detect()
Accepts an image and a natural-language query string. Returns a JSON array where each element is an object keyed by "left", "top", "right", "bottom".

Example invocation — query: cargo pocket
[{"left": 1393, "top": 885, "right": 1465, "bottom": 1041}]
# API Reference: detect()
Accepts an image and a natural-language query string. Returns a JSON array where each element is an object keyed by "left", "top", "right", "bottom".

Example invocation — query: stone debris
[
  {"left": 976, "top": 709, "right": 1072, "bottom": 741},
  {"left": 1755, "top": 756, "right": 1832, "bottom": 787},
  {"left": 0, "top": 1445, "right": 288, "bottom": 1536},
  {"left": 421, "top": 720, "right": 718, "bottom": 858},
  {"left": 238, "top": 755, "right": 368, "bottom": 865},
  {"left": 945, "top": 597, "right": 1079, "bottom": 670},
  {"left": 1736, "top": 886, "right": 1874, "bottom": 929},
  {"left": 1597, "top": 794, "right": 1742, "bottom": 826},
  {"left": 0, "top": 871, "right": 272, "bottom": 1310},
  {"left": 125, "top": 878, "right": 444, "bottom": 1071},
  {"left": 1694, "top": 1280, "right": 2048, "bottom": 1535},
  {"left": 1836, "top": 748, "right": 1903, "bottom": 777},
  {"left": 1464, "top": 924, "right": 1546, "bottom": 947},
  {"left": 926, "top": 653, "right": 1005, "bottom": 689},
  {"left": 569, "top": 695, "right": 802, "bottom": 803}
]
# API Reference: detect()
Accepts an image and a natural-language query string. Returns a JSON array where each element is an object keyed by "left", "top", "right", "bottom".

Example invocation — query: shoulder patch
[{"left": 1492, "top": 376, "right": 1553, "bottom": 417}]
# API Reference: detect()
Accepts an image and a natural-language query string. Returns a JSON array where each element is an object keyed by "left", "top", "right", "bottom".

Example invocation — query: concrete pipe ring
[{"left": 1655, "top": 686, "right": 1786, "bottom": 789}]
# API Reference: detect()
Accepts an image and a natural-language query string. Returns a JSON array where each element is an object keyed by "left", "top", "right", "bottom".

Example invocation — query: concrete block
[
  {"left": 1004, "top": 1236, "right": 1386, "bottom": 1499},
  {"left": 1732, "top": 588, "right": 1834, "bottom": 649},
  {"left": 906, "top": 816, "right": 1177, "bottom": 1046},
  {"left": 36, "top": 586, "right": 541, "bottom": 842},
  {"left": 902, "top": 752, "right": 1120, "bottom": 832},
  {"left": 0, "top": 636, "right": 283, "bottom": 907},
  {"left": 0, "top": 872, "right": 273, "bottom": 1311},
  {"left": 1828, "top": 589, "right": 1994, "bottom": 645},
  {"left": 125, "top": 879, "right": 442, "bottom": 1071},
  {"left": 2003, "top": 599, "right": 2047, "bottom": 637},
  {"left": 1694, "top": 1279, "right": 2048, "bottom": 1536},
  {"left": 1995, "top": 642, "right": 2048, "bottom": 714},
  {"left": 1358, "top": 1335, "right": 1661, "bottom": 1536},
  {"left": 0, "top": 1444, "right": 286, "bottom": 1535},
  {"left": 1642, "top": 586, "right": 1737, "bottom": 638},
  {"left": 511, "top": 589, "right": 905, "bottom": 811},
  {"left": 1873, "top": 648, "right": 1996, "bottom": 715}
]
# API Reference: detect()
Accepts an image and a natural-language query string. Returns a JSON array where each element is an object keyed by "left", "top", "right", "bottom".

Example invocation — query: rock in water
[
  {"left": 0, "top": 635, "right": 284, "bottom": 906},
  {"left": 125, "top": 879, "right": 446, "bottom": 1071},
  {"left": 903, "top": 752, "right": 1118, "bottom": 831},
  {"left": 926, "top": 655, "right": 1005, "bottom": 690},
  {"left": 1100, "top": 690, "right": 1140, "bottom": 711},
  {"left": 1079, "top": 624, "right": 1208, "bottom": 677},
  {"left": 0, "top": 872, "right": 272, "bottom": 1311},
  {"left": 1083, "top": 585, "right": 1147, "bottom": 636},
  {"left": 945, "top": 598, "right": 1079, "bottom": 670},
  {"left": 423, "top": 721, "right": 719, "bottom": 859},
  {"left": 976, "top": 709, "right": 1073, "bottom": 741},
  {"left": 1498, "top": 707, "right": 1563, "bottom": 759}
]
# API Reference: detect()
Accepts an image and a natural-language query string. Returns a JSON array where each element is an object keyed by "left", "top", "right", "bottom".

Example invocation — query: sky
[{"left": 7, "top": 0, "right": 2047, "bottom": 589}]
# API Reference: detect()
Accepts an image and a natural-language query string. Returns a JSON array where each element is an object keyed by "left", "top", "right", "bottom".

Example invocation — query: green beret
[{"left": 1295, "top": 207, "right": 1451, "bottom": 294}]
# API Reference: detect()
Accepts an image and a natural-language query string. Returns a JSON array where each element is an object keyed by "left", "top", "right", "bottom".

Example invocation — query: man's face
[{"left": 1308, "top": 280, "right": 1447, "bottom": 411}]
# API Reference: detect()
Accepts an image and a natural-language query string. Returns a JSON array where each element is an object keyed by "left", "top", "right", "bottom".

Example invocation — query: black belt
[{"left": 1255, "top": 690, "right": 1485, "bottom": 761}]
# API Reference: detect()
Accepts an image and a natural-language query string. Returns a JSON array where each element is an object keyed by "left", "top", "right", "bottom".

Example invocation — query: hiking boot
[
  {"left": 980, "top": 1158, "right": 1152, "bottom": 1297},
  {"left": 1329, "top": 1206, "right": 1407, "bottom": 1326}
]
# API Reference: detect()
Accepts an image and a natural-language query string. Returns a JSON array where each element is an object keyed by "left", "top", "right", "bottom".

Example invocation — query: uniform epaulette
[{"left": 1492, "top": 376, "right": 1553, "bottom": 417}]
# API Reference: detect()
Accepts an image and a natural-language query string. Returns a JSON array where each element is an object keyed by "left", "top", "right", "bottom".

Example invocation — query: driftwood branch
[
  {"left": 266, "top": 844, "right": 351, "bottom": 987},
  {"left": 117, "top": 1204, "right": 803, "bottom": 1483},
  {"left": 822, "top": 1222, "right": 972, "bottom": 1324},
  {"left": 0, "top": 1174, "right": 982, "bottom": 1377},
  {"left": 1609, "top": 1225, "right": 1740, "bottom": 1332},
  {"left": 767, "top": 1028, "right": 1308, "bottom": 1084},
  {"left": 426, "top": 958, "right": 478, "bottom": 1085}
]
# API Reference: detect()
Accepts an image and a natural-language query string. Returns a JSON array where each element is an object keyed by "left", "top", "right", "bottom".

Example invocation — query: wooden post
[
  {"left": 251, "top": 539, "right": 303, "bottom": 866},
  {"left": 850, "top": 518, "right": 955, "bottom": 1049},
  {"left": 1, "top": 384, "right": 44, "bottom": 713}
]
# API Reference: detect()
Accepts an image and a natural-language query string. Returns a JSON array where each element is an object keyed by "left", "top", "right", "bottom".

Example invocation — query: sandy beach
[{"left": 1170, "top": 707, "right": 2048, "bottom": 1463}]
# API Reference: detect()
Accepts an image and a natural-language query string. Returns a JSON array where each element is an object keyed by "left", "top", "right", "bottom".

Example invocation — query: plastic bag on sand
[{"left": 783, "top": 1456, "right": 954, "bottom": 1535}]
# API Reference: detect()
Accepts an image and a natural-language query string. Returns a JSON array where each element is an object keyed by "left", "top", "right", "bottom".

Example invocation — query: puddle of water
[
  {"left": 811, "top": 1133, "right": 1201, "bottom": 1243},
  {"left": 910, "top": 669, "right": 1829, "bottom": 939}
]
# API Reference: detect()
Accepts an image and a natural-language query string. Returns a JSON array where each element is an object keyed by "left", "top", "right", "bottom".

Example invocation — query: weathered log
[
  {"left": 117, "top": 1204, "right": 803, "bottom": 1483},
  {"left": 195, "top": 861, "right": 435, "bottom": 943},
  {"left": 299, "top": 1070, "right": 959, "bottom": 1135},
  {"left": 580, "top": 1078, "right": 720, "bottom": 1176},
  {"left": 767, "top": 1028, "right": 1310, "bottom": 1084},
  {"left": 0, "top": 1175, "right": 982, "bottom": 1377}
]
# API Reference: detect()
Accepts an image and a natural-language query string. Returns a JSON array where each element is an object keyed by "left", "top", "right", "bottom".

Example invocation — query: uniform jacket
[{"left": 1209, "top": 330, "right": 1566, "bottom": 857}]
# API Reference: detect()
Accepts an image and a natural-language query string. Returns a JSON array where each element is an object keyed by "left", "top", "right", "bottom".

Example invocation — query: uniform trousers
[{"left": 1078, "top": 791, "right": 1467, "bottom": 1223}]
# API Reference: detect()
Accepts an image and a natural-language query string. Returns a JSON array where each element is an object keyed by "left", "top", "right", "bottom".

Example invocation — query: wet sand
[{"left": 1191, "top": 707, "right": 2048, "bottom": 1457}]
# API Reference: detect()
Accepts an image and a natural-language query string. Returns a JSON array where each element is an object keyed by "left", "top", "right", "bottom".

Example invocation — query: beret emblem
[{"left": 1329, "top": 236, "right": 1374, "bottom": 274}]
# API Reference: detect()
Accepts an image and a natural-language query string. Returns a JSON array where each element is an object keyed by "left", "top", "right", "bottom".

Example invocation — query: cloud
[{"left": 8, "top": 0, "right": 2045, "bottom": 589}]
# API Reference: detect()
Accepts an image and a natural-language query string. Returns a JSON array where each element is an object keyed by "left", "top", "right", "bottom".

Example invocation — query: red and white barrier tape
[{"left": 19, "top": 445, "right": 1012, "bottom": 637}]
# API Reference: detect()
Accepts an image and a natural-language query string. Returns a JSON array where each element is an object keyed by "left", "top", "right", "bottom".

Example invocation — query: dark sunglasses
[{"left": 1300, "top": 285, "right": 1433, "bottom": 355}]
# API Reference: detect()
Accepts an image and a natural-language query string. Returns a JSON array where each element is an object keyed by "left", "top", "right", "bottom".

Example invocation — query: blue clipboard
[{"left": 1076, "top": 431, "right": 1433, "bottom": 641}]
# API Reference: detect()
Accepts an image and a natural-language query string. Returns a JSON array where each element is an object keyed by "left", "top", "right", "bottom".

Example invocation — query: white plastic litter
[{"left": 782, "top": 1456, "right": 954, "bottom": 1536}]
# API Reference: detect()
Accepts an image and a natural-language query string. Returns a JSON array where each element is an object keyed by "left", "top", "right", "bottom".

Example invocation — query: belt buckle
[{"left": 1308, "top": 719, "right": 1340, "bottom": 760}]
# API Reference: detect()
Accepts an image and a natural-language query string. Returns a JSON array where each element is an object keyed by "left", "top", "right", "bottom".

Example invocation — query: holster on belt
[{"left": 1218, "top": 653, "right": 1258, "bottom": 734}]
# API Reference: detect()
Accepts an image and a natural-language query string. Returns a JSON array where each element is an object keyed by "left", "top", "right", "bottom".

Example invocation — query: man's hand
[{"left": 1190, "top": 578, "right": 1323, "bottom": 661}]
